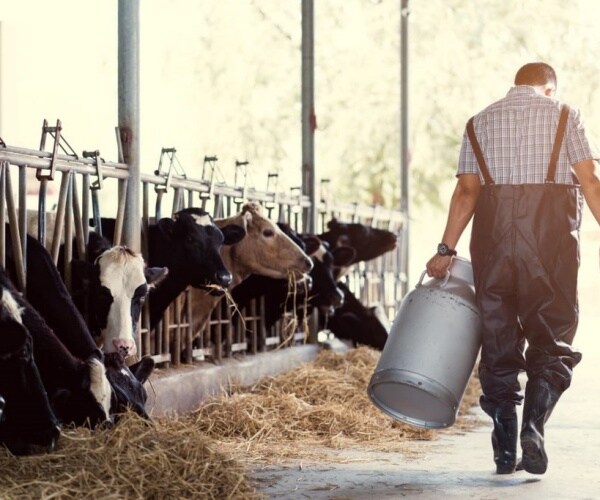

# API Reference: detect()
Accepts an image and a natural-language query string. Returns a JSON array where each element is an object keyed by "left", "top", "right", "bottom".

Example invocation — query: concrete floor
[
  {"left": 252, "top": 244, "right": 600, "bottom": 499},
  {"left": 252, "top": 313, "right": 600, "bottom": 500},
  {"left": 144, "top": 230, "right": 600, "bottom": 499}
]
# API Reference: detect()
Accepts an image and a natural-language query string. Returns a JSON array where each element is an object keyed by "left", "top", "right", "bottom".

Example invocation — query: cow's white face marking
[
  {"left": 190, "top": 213, "right": 212, "bottom": 226},
  {"left": 88, "top": 357, "right": 112, "bottom": 420},
  {"left": 97, "top": 247, "right": 147, "bottom": 356},
  {"left": 312, "top": 243, "right": 328, "bottom": 263},
  {"left": 1, "top": 289, "right": 23, "bottom": 324}
]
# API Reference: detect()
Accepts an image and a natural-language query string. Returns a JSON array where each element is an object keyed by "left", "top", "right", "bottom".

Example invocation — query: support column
[
  {"left": 118, "top": 0, "right": 141, "bottom": 251},
  {"left": 301, "top": 0, "right": 317, "bottom": 234},
  {"left": 400, "top": 0, "right": 410, "bottom": 296}
]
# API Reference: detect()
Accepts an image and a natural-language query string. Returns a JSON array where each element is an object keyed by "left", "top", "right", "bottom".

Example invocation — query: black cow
[
  {"left": 0, "top": 283, "right": 61, "bottom": 455},
  {"left": 97, "top": 209, "right": 246, "bottom": 329},
  {"left": 318, "top": 219, "right": 397, "bottom": 279},
  {"left": 0, "top": 265, "right": 112, "bottom": 428},
  {"left": 323, "top": 282, "right": 389, "bottom": 350}
]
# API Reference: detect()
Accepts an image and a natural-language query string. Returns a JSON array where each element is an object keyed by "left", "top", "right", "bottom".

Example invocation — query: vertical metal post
[
  {"left": 118, "top": 0, "right": 141, "bottom": 251},
  {"left": 301, "top": 0, "right": 317, "bottom": 234},
  {"left": 301, "top": 0, "right": 319, "bottom": 342},
  {"left": 400, "top": 0, "right": 410, "bottom": 296}
]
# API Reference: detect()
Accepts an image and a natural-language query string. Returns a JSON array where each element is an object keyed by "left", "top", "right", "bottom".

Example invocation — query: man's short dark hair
[{"left": 514, "top": 63, "right": 557, "bottom": 89}]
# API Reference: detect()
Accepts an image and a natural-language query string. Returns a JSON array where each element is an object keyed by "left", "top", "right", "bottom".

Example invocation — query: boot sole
[
  {"left": 521, "top": 436, "right": 547, "bottom": 475},
  {"left": 496, "top": 463, "right": 516, "bottom": 475}
]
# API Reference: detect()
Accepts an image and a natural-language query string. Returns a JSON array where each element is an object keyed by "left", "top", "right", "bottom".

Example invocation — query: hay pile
[
  {"left": 0, "top": 347, "right": 482, "bottom": 498},
  {"left": 187, "top": 347, "right": 481, "bottom": 463},
  {"left": 0, "top": 413, "right": 259, "bottom": 500}
]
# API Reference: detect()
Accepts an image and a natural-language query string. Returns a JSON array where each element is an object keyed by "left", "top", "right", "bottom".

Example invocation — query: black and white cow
[
  {"left": 5, "top": 229, "right": 153, "bottom": 424},
  {"left": 104, "top": 353, "right": 155, "bottom": 420},
  {"left": 67, "top": 231, "right": 168, "bottom": 358},
  {"left": 97, "top": 209, "right": 246, "bottom": 329},
  {"left": 0, "top": 266, "right": 112, "bottom": 428},
  {"left": 323, "top": 282, "right": 389, "bottom": 350},
  {"left": 0, "top": 283, "right": 61, "bottom": 455}
]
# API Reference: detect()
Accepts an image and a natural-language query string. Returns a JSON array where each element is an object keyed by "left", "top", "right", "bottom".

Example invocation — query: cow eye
[{"left": 263, "top": 229, "right": 275, "bottom": 238}]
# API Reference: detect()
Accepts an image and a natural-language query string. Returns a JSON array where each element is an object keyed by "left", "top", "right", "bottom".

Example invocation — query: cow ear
[
  {"left": 327, "top": 218, "right": 340, "bottom": 229},
  {"left": 332, "top": 246, "right": 356, "bottom": 267},
  {"left": 145, "top": 267, "right": 169, "bottom": 288},
  {"left": 221, "top": 224, "right": 246, "bottom": 245},
  {"left": 130, "top": 356, "right": 155, "bottom": 384},
  {"left": 87, "top": 232, "right": 112, "bottom": 262},
  {"left": 302, "top": 236, "right": 321, "bottom": 257}
]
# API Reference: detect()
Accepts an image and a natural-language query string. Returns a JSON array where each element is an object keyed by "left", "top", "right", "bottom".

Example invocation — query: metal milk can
[{"left": 367, "top": 257, "right": 482, "bottom": 429}]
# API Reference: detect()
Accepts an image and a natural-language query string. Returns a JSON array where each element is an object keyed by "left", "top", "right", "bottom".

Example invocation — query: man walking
[{"left": 426, "top": 62, "right": 600, "bottom": 475}]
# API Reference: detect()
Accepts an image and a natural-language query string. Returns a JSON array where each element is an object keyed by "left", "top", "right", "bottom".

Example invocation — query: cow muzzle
[
  {"left": 214, "top": 270, "right": 233, "bottom": 288},
  {"left": 112, "top": 338, "right": 137, "bottom": 358}
]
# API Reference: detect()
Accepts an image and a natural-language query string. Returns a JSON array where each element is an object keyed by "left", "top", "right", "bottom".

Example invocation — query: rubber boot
[
  {"left": 520, "top": 378, "right": 562, "bottom": 475},
  {"left": 481, "top": 398, "right": 518, "bottom": 474}
]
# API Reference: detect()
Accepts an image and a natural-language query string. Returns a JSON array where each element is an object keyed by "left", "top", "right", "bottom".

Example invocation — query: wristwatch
[{"left": 437, "top": 243, "right": 457, "bottom": 257}]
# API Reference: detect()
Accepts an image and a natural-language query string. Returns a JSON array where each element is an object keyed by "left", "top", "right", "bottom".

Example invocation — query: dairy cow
[
  {"left": 318, "top": 219, "right": 397, "bottom": 279},
  {"left": 184, "top": 203, "right": 313, "bottom": 342},
  {"left": 98, "top": 209, "right": 245, "bottom": 330},
  {"left": 0, "top": 265, "right": 112, "bottom": 428},
  {"left": 6, "top": 230, "right": 152, "bottom": 423},
  {"left": 323, "top": 282, "right": 389, "bottom": 350},
  {"left": 104, "top": 353, "right": 155, "bottom": 420},
  {"left": 67, "top": 231, "right": 168, "bottom": 358},
  {"left": 0, "top": 282, "right": 61, "bottom": 455},
  {"left": 232, "top": 225, "right": 355, "bottom": 330}
]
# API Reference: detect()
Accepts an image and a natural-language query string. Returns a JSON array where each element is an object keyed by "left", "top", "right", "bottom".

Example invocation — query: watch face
[{"left": 438, "top": 243, "right": 448, "bottom": 255}]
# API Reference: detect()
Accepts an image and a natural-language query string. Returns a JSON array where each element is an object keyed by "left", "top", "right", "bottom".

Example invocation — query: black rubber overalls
[{"left": 467, "top": 105, "right": 583, "bottom": 409}]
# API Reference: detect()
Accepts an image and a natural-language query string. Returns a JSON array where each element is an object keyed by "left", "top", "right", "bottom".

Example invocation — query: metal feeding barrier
[{"left": 0, "top": 120, "right": 407, "bottom": 368}]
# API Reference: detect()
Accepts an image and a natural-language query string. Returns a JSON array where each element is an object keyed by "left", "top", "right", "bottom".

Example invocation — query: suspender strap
[
  {"left": 466, "top": 117, "right": 495, "bottom": 185},
  {"left": 545, "top": 104, "right": 570, "bottom": 183}
]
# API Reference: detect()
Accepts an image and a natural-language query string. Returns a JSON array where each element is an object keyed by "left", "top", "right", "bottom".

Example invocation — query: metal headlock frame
[{"left": 0, "top": 131, "right": 407, "bottom": 367}]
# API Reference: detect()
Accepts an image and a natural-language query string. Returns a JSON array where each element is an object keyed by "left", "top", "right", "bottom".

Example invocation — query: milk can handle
[{"left": 417, "top": 270, "right": 451, "bottom": 288}]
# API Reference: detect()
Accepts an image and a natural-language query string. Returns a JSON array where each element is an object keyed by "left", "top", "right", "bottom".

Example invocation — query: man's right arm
[
  {"left": 426, "top": 173, "right": 481, "bottom": 279},
  {"left": 572, "top": 159, "right": 600, "bottom": 225}
]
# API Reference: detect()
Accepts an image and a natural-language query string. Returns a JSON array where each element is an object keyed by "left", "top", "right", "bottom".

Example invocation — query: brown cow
[{"left": 184, "top": 202, "right": 312, "bottom": 347}]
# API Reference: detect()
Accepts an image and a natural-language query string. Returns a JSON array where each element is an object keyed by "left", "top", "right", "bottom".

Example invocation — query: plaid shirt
[{"left": 457, "top": 86, "right": 599, "bottom": 184}]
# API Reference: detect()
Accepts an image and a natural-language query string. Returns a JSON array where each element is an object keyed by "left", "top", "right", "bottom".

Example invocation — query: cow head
[
  {"left": 308, "top": 241, "right": 356, "bottom": 315},
  {"left": 0, "top": 290, "right": 61, "bottom": 455},
  {"left": 319, "top": 219, "right": 397, "bottom": 278},
  {"left": 276, "top": 222, "right": 319, "bottom": 291},
  {"left": 104, "top": 353, "right": 154, "bottom": 421},
  {"left": 71, "top": 231, "right": 169, "bottom": 359},
  {"left": 51, "top": 354, "right": 113, "bottom": 428},
  {"left": 326, "top": 284, "right": 389, "bottom": 350},
  {"left": 80, "top": 244, "right": 168, "bottom": 359},
  {"left": 158, "top": 208, "right": 245, "bottom": 290},
  {"left": 215, "top": 202, "right": 313, "bottom": 283}
]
